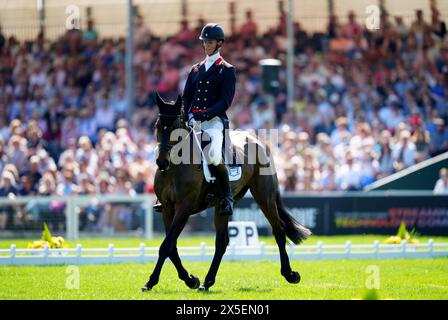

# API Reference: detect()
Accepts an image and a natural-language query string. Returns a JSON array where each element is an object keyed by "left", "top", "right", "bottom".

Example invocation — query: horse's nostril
[{"left": 156, "top": 159, "right": 169, "bottom": 170}]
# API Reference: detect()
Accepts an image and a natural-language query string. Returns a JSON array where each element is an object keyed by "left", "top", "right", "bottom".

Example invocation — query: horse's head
[{"left": 154, "top": 92, "right": 184, "bottom": 171}]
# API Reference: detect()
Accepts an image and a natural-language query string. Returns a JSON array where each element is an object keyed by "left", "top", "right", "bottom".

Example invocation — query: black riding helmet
[{"left": 199, "top": 23, "right": 225, "bottom": 41}]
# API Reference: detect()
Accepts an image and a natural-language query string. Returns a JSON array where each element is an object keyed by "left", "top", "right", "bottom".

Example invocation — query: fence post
[
  {"left": 140, "top": 243, "right": 145, "bottom": 263},
  {"left": 66, "top": 197, "right": 78, "bottom": 241},
  {"left": 288, "top": 242, "right": 295, "bottom": 259},
  {"left": 401, "top": 240, "right": 407, "bottom": 258},
  {"left": 374, "top": 240, "right": 379, "bottom": 259},
  {"left": 108, "top": 244, "right": 114, "bottom": 263},
  {"left": 200, "top": 242, "right": 206, "bottom": 261},
  {"left": 144, "top": 197, "right": 154, "bottom": 240},
  {"left": 10, "top": 244, "right": 16, "bottom": 265},
  {"left": 260, "top": 241, "right": 265, "bottom": 258},
  {"left": 345, "top": 240, "right": 351, "bottom": 259},
  {"left": 44, "top": 244, "right": 49, "bottom": 264},
  {"left": 428, "top": 239, "right": 434, "bottom": 257},
  {"left": 230, "top": 243, "right": 236, "bottom": 261},
  {"left": 76, "top": 244, "right": 82, "bottom": 265},
  {"left": 317, "top": 241, "right": 323, "bottom": 260}
]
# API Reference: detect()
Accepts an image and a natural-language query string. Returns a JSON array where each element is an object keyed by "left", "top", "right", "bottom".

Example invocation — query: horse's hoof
[
  {"left": 198, "top": 285, "right": 209, "bottom": 292},
  {"left": 285, "top": 271, "right": 301, "bottom": 284},
  {"left": 141, "top": 286, "right": 151, "bottom": 292},
  {"left": 185, "top": 274, "right": 200, "bottom": 289}
]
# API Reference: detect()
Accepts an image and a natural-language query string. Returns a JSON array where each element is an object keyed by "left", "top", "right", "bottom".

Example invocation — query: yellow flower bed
[
  {"left": 27, "top": 223, "right": 70, "bottom": 249},
  {"left": 27, "top": 236, "right": 69, "bottom": 249},
  {"left": 384, "top": 222, "right": 419, "bottom": 244}
]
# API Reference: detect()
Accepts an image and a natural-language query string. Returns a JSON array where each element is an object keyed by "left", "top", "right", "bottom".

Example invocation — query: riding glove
[{"left": 187, "top": 113, "right": 200, "bottom": 129}]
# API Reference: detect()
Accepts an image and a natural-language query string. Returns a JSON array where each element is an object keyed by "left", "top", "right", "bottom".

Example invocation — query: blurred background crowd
[{"left": 0, "top": 5, "right": 447, "bottom": 232}]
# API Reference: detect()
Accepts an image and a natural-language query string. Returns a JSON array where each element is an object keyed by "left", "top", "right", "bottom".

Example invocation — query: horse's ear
[
  {"left": 175, "top": 94, "right": 182, "bottom": 109},
  {"left": 155, "top": 92, "right": 165, "bottom": 108}
]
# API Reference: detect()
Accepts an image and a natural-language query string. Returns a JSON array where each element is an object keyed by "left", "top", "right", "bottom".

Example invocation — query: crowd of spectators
[{"left": 0, "top": 7, "right": 447, "bottom": 231}]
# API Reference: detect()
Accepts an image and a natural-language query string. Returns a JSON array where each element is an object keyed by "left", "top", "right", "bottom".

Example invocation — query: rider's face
[{"left": 203, "top": 40, "right": 219, "bottom": 56}]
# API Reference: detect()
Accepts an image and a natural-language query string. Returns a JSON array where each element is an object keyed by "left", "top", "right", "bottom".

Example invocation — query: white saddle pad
[{"left": 203, "top": 162, "right": 242, "bottom": 183}]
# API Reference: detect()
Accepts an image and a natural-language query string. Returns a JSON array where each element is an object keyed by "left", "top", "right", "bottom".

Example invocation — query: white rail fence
[
  {"left": 0, "top": 194, "right": 157, "bottom": 240},
  {"left": 1, "top": 240, "right": 448, "bottom": 266}
]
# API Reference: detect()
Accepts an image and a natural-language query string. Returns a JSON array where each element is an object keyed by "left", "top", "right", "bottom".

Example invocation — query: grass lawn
[
  {"left": 1, "top": 235, "right": 447, "bottom": 300},
  {"left": 0, "top": 258, "right": 447, "bottom": 300}
]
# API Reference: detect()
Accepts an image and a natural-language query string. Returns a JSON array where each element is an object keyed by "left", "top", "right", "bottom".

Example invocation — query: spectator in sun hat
[
  {"left": 36, "top": 148, "right": 56, "bottom": 175},
  {"left": 337, "top": 152, "right": 362, "bottom": 191},
  {"left": 0, "top": 170, "right": 17, "bottom": 196},
  {"left": 392, "top": 130, "right": 416, "bottom": 172},
  {"left": 0, "top": 170, "right": 18, "bottom": 230},
  {"left": 6, "top": 135, "right": 28, "bottom": 170},
  {"left": 76, "top": 136, "right": 98, "bottom": 177},
  {"left": 434, "top": 167, "right": 448, "bottom": 194},
  {"left": 56, "top": 165, "right": 79, "bottom": 196},
  {"left": 331, "top": 117, "right": 351, "bottom": 146}
]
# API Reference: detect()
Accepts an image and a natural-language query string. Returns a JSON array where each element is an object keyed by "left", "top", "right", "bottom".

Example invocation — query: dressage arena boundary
[{"left": 1, "top": 240, "right": 448, "bottom": 266}]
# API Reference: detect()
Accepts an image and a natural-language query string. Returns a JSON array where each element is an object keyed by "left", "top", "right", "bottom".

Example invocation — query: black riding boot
[{"left": 208, "top": 164, "right": 234, "bottom": 216}]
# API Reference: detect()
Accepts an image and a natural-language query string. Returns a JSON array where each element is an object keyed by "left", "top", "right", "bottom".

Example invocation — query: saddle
[{"left": 198, "top": 118, "right": 242, "bottom": 183}]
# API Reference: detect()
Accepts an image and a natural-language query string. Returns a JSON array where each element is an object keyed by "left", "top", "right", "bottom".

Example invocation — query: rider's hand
[{"left": 188, "top": 113, "right": 198, "bottom": 128}]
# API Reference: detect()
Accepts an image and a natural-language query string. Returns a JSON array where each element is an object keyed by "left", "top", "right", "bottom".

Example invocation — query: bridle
[{"left": 156, "top": 112, "right": 189, "bottom": 153}]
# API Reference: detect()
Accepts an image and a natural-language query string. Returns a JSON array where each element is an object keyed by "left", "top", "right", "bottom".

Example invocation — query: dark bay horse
[{"left": 142, "top": 94, "right": 311, "bottom": 291}]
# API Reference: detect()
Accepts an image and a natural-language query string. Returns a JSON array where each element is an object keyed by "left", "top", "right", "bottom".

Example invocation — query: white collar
[{"left": 206, "top": 52, "right": 221, "bottom": 65}]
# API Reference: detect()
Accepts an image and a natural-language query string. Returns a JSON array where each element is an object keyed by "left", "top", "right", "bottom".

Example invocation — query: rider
[{"left": 183, "top": 23, "right": 236, "bottom": 216}]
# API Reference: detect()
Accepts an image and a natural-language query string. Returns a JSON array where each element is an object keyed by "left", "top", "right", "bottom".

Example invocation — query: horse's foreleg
[
  {"left": 162, "top": 207, "right": 200, "bottom": 289},
  {"left": 199, "top": 210, "right": 230, "bottom": 291},
  {"left": 142, "top": 210, "right": 189, "bottom": 291}
]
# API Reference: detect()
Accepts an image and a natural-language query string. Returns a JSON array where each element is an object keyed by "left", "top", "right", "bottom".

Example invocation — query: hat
[
  {"left": 1, "top": 171, "right": 16, "bottom": 186},
  {"left": 336, "top": 117, "right": 348, "bottom": 127},
  {"left": 30, "top": 155, "right": 40, "bottom": 164},
  {"left": 199, "top": 23, "right": 225, "bottom": 41}
]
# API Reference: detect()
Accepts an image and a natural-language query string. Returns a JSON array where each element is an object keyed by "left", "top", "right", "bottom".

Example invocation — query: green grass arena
[{"left": 1, "top": 235, "right": 447, "bottom": 300}]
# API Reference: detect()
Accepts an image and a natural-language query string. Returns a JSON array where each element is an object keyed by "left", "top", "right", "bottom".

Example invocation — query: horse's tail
[{"left": 276, "top": 191, "right": 312, "bottom": 244}]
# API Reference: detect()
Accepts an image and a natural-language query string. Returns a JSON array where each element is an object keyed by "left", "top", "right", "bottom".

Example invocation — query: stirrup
[{"left": 153, "top": 202, "right": 163, "bottom": 213}]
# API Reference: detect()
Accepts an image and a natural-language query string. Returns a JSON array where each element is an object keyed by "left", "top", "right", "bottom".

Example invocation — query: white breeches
[{"left": 200, "top": 116, "right": 224, "bottom": 166}]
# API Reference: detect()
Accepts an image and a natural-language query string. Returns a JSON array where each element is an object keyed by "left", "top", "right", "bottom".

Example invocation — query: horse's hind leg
[
  {"left": 249, "top": 177, "right": 301, "bottom": 284},
  {"left": 200, "top": 207, "right": 230, "bottom": 291},
  {"left": 142, "top": 206, "right": 190, "bottom": 291},
  {"left": 162, "top": 206, "right": 200, "bottom": 289}
]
